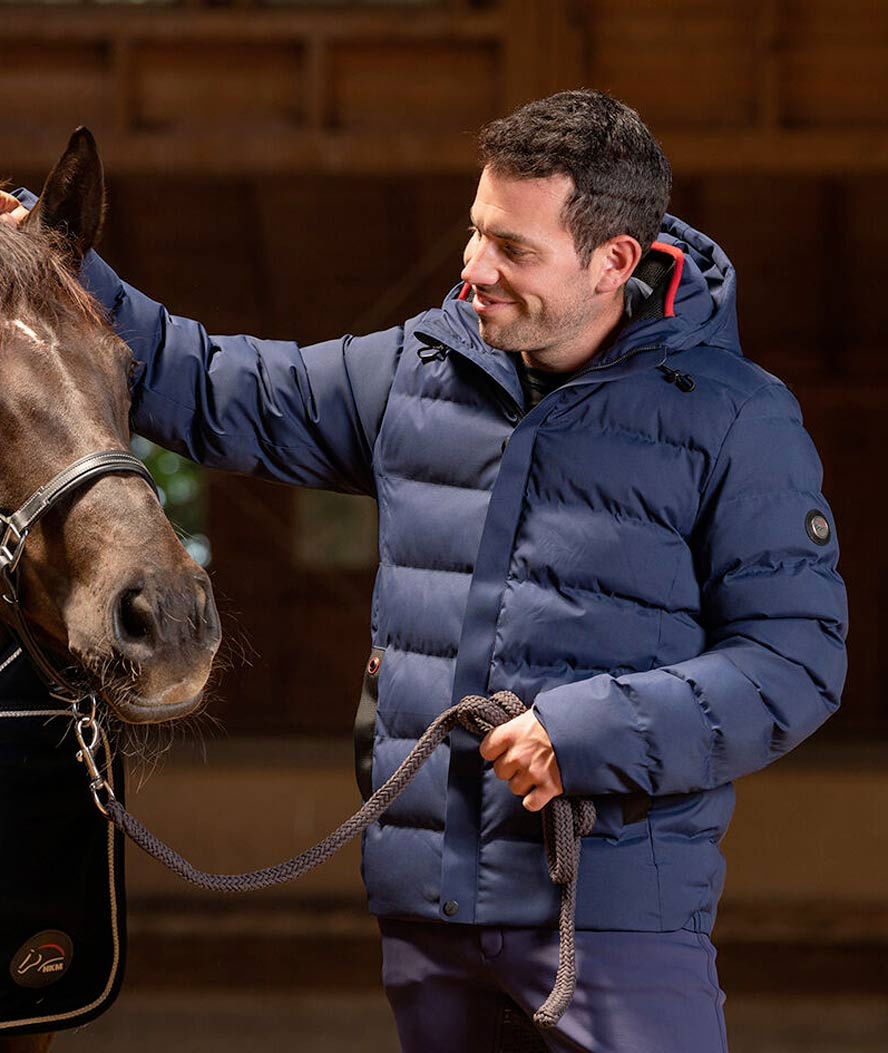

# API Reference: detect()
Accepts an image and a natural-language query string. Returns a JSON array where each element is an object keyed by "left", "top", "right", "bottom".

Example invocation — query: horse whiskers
[
  {"left": 213, "top": 615, "right": 257, "bottom": 674},
  {"left": 106, "top": 717, "right": 175, "bottom": 789},
  {"left": 61, "top": 649, "right": 231, "bottom": 790},
  {"left": 79, "top": 646, "right": 144, "bottom": 701},
  {"left": 106, "top": 700, "right": 226, "bottom": 788}
]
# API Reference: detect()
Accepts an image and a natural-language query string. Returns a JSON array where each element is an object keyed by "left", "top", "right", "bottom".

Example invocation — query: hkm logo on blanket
[{"left": 10, "top": 930, "right": 73, "bottom": 987}]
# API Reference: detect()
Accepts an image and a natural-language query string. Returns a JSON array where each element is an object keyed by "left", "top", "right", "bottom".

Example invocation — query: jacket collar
[
  {"left": 417, "top": 297, "right": 668, "bottom": 409},
  {"left": 416, "top": 308, "right": 526, "bottom": 408}
]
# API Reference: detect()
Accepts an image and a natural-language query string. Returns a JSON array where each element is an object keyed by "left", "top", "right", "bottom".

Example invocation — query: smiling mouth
[{"left": 472, "top": 291, "right": 517, "bottom": 315}]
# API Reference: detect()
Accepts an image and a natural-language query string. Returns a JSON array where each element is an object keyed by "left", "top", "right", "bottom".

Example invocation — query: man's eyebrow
[{"left": 469, "top": 214, "right": 540, "bottom": 249}]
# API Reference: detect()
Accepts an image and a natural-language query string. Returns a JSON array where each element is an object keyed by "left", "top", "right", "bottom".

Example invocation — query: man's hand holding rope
[{"left": 480, "top": 708, "right": 564, "bottom": 812}]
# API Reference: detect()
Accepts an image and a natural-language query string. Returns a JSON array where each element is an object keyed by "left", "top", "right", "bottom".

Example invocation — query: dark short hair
[{"left": 478, "top": 90, "right": 671, "bottom": 265}]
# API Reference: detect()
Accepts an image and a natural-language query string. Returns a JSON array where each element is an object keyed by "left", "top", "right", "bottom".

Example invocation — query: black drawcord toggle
[
  {"left": 658, "top": 365, "right": 695, "bottom": 392},
  {"left": 417, "top": 342, "right": 448, "bottom": 364}
]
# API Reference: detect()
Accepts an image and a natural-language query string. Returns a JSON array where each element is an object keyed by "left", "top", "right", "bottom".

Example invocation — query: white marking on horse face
[
  {"left": 11, "top": 319, "right": 44, "bottom": 345},
  {"left": 5, "top": 317, "right": 87, "bottom": 415}
]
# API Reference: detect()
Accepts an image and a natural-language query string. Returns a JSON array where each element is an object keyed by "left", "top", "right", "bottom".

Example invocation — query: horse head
[{"left": 0, "top": 129, "right": 221, "bottom": 723}]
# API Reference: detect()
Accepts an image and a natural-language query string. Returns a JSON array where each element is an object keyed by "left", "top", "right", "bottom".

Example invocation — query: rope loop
[
  {"left": 97, "top": 688, "right": 596, "bottom": 1030},
  {"left": 453, "top": 689, "right": 597, "bottom": 1028}
]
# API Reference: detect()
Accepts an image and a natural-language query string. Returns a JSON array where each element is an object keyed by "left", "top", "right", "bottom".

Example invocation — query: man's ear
[
  {"left": 594, "top": 235, "right": 643, "bottom": 295},
  {"left": 24, "top": 127, "right": 105, "bottom": 260}
]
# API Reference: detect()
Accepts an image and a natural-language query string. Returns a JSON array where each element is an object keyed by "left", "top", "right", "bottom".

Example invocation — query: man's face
[{"left": 461, "top": 167, "right": 615, "bottom": 371}]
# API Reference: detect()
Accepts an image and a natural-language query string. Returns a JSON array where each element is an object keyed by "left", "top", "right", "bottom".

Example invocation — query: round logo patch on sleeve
[{"left": 805, "top": 509, "right": 831, "bottom": 546}]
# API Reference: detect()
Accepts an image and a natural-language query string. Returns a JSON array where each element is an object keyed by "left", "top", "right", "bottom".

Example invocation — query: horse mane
[{"left": 0, "top": 219, "right": 107, "bottom": 341}]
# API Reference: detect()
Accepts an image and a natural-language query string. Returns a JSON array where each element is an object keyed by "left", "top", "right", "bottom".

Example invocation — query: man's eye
[{"left": 504, "top": 245, "right": 527, "bottom": 260}]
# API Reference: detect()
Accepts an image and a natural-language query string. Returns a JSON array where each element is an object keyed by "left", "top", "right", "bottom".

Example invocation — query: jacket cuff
[
  {"left": 533, "top": 668, "right": 709, "bottom": 798},
  {"left": 532, "top": 674, "right": 646, "bottom": 797},
  {"left": 12, "top": 187, "right": 37, "bottom": 210}
]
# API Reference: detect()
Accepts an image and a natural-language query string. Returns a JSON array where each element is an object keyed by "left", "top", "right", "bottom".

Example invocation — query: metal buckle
[
  {"left": 73, "top": 694, "right": 116, "bottom": 818},
  {"left": 0, "top": 519, "right": 27, "bottom": 574}
]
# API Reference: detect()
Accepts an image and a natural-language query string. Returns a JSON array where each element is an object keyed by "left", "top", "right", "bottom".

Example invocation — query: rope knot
[{"left": 454, "top": 689, "right": 526, "bottom": 738}]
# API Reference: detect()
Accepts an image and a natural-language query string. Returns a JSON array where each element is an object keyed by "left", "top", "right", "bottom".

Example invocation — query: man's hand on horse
[
  {"left": 479, "top": 709, "right": 564, "bottom": 812},
  {"left": 0, "top": 190, "right": 29, "bottom": 227}
]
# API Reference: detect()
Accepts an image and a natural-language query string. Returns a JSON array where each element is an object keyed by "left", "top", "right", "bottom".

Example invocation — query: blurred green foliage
[{"left": 131, "top": 436, "right": 211, "bottom": 566}]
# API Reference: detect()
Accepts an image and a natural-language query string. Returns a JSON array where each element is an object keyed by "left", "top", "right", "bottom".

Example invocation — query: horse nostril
[
  {"left": 112, "top": 574, "right": 219, "bottom": 661},
  {"left": 113, "top": 586, "right": 158, "bottom": 650}
]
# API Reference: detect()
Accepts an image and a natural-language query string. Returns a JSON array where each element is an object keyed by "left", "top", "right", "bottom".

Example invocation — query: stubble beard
[{"left": 478, "top": 292, "right": 597, "bottom": 366}]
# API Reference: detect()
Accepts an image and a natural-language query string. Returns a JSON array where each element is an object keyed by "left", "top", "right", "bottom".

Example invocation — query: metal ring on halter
[
  {"left": 88, "top": 779, "right": 117, "bottom": 819},
  {"left": 72, "top": 692, "right": 97, "bottom": 723}
]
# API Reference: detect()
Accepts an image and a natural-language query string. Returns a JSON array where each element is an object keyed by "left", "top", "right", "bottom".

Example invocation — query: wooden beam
[
  {"left": 6, "top": 128, "right": 888, "bottom": 177},
  {"left": 4, "top": 5, "right": 888, "bottom": 176},
  {"left": 662, "top": 129, "right": 888, "bottom": 174},
  {"left": 4, "top": 8, "right": 504, "bottom": 42}
]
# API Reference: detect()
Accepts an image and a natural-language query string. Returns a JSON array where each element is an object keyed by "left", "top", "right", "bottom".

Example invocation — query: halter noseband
[{"left": 0, "top": 449, "right": 159, "bottom": 698}]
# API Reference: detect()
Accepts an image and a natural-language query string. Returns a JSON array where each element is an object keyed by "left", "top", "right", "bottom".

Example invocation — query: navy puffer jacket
[{"left": 70, "top": 209, "right": 846, "bottom": 934}]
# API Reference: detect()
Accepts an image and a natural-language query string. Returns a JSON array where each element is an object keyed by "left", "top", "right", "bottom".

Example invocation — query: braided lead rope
[
  {"left": 535, "top": 795, "right": 597, "bottom": 1027},
  {"left": 104, "top": 690, "right": 595, "bottom": 1028}
]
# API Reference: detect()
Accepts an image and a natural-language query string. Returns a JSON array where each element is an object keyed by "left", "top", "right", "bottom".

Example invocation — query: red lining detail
[
  {"left": 649, "top": 241, "right": 685, "bottom": 318},
  {"left": 457, "top": 282, "right": 471, "bottom": 301}
]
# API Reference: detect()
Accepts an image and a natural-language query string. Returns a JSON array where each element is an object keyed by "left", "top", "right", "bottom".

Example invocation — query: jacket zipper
[
  {"left": 509, "top": 345, "right": 666, "bottom": 426},
  {"left": 570, "top": 343, "right": 665, "bottom": 379}
]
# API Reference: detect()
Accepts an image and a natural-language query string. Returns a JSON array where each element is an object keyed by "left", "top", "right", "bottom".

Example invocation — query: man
[{"left": 2, "top": 90, "right": 847, "bottom": 1052}]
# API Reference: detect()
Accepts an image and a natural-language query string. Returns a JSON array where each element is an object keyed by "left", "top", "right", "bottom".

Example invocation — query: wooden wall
[
  {"left": 4, "top": 0, "right": 886, "bottom": 736},
  {"left": 4, "top": 1, "right": 887, "bottom": 175}
]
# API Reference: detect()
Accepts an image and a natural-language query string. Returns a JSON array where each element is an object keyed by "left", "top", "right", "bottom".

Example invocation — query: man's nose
[{"left": 461, "top": 241, "right": 498, "bottom": 288}]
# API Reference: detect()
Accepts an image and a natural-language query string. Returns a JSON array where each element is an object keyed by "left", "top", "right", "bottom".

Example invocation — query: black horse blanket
[{"left": 0, "top": 642, "right": 125, "bottom": 1036}]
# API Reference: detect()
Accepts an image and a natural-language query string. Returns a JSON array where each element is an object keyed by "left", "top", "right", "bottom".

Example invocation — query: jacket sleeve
[
  {"left": 532, "top": 381, "right": 848, "bottom": 798},
  {"left": 13, "top": 188, "right": 400, "bottom": 496}
]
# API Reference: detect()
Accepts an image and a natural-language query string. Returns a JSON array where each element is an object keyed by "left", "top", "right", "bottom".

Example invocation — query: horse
[{"left": 0, "top": 130, "right": 222, "bottom": 1052}]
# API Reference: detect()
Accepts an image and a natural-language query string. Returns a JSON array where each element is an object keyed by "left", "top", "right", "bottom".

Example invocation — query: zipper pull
[{"left": 658, "top": 365, "right": 695, "bottom": 393}]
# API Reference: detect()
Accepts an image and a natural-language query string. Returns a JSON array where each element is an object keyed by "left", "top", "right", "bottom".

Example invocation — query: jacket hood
[
  {"left": 437, "top": 213, "right": 741, "bottom": 369},
  {"left": 647, "top": 213, "right": 740, "bottom": 355}
]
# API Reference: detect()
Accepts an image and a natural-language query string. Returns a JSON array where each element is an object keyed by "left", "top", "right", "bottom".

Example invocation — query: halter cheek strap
[{"left": 0, "top": 449, "right": 159, "bottom": 698}]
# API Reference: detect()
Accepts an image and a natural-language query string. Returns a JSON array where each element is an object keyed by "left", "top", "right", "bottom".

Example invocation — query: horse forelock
[
  {"left": 0, "top": 219, "right": 135, "bottom": 474},
  {"left": 0, "top": 221, "right": 107, "bottom": 344}
]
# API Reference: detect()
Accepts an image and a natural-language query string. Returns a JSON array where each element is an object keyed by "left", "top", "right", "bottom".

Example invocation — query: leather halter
[{"left": 0, "top": 449, "right": 159, "bottom": 698}]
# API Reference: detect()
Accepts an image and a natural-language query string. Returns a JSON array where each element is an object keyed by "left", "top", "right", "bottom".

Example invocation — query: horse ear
[{"left": 27, "top": 127, "right": 105, "bottom": 260}]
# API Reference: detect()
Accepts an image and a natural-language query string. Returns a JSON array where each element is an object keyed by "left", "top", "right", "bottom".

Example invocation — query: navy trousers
[{"left": 378, "top": 919, "right": 728, "bottom": 1053}]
